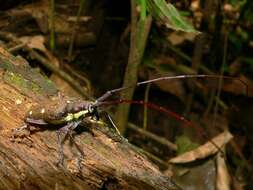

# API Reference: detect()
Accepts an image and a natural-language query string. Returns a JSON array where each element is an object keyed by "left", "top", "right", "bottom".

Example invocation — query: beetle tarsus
[{"left": 12, "top": 124, "right": 31, "bottom": 139}]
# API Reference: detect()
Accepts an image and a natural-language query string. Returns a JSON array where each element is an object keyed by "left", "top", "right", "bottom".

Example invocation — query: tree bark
[{"left": 0, "top": 47, "right": 179, "bottom": 190}]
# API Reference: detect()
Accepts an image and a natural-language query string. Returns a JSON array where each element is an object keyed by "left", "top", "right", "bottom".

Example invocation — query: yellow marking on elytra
[
  {"left": 29, "top": 110, "right": 33, "bottom": 115},
  {"left": 65, "top": 113, "right": 74, "bottom": 122},
  {"left": 73, "top": 110, "right": 89, "bottom": 119},
  {"left": 64, "top": 110, "right": 89, "bottom": 122}
]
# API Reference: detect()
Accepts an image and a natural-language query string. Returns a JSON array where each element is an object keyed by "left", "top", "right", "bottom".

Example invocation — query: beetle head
[{"left": 88, "top": 104, "right": 99, "bottom": 121}]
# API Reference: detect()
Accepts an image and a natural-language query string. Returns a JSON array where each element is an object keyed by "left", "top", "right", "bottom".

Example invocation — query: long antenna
[{"left": 94, "top": 74, "right": 248, "bottom": 106}]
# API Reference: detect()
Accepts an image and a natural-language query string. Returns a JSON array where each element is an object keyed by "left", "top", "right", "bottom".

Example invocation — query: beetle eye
[{"left": 88, "top": 105, "right": 94, "bottom": 113}]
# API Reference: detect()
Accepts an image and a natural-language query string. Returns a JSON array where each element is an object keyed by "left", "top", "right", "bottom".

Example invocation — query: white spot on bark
[
  {"left": 15, "top": 99, "right": 22, "bottom": 105},
  {"left": 41, "top": 108, "right": 45, "bottom": 114}
]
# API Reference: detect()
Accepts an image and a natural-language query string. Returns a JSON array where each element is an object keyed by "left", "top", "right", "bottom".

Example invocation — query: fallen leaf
[
  {"left": 20, "top": 35, "right": 59, "bottom": 67},
  {"left": 169, "top": 131, "right": 233, "bottom": 163},
  {"left": 20, "top": 35, "right": 46, "bottom": 52},
  {"left": 167, "top": 158, "right": 216, "bottom": 190},
  {"left": 222, "top": 74, "right": 253, "bottom": 97},
  {"left": 167, "top": 31, "right": 197, "bottom": 45},
  {"left": 216, "top": 151, "right": 230, "bottom": 190}
]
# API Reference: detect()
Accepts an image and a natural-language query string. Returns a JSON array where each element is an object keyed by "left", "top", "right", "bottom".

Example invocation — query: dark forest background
[{"left": 0, "top": 0, "right": 252, "bottom": 189}]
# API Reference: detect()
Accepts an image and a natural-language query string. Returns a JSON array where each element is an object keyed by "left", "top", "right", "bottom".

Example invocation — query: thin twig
[
  {"left": 166, "top": 43, "right": 213, "bottom": 74},
  {"left": 212, "top": 31, "right": 228, "bottom": 129},
  {"left": 130, "top": 141, "right": 169, "bottom": 168},
  {"left": 62, "top": 63, "right": 92, "bottom": 94},
  {"left": 184, "top": 33, "right": 207, "bottom": 115},
  {"left": 143, "top": 83, "right": 151, "bottom": 130},
  {"left": 67, "top": 0, "right": 86, "bottom": 60},
  {"left": 8, "top": 42, "right": 26, "bottom": 53},
  {"left": 49, "top": 0, "right": 55, "bottom": 51},
  {"left": 128, "top": 122, "right": 177, "bottom": 151}
]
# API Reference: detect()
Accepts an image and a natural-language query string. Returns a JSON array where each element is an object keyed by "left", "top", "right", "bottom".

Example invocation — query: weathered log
[{"left": 0, "top": 47, "right": 180, "bottom": 190}]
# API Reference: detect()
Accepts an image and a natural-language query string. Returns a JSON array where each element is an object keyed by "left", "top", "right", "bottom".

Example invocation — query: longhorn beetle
[{"left": 20, "top": 74, "right": 247, "bottom": 167}]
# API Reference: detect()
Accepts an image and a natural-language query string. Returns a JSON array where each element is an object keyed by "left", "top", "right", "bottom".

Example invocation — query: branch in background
[
  {"left": 115, "top": 0, "right": 152, "bottom": 134},
  {"left": 183, "top": 33, "right": 208, "bottom": 116},
  {"left": 143, "top": 83, "right": 151, "bottom": 130},
  {"left": 128, "top": 122, "right": 177, "bottom": 151},
  {"left": 166, "top": 43, "right": 213, "bottom": 74},
  {"left": 49, "top": 0, "right": 55, "bottom": 51},
  {"left": 0, "top": 32, "right": 91, "bottom": 100},
  {"left": 67, "top": 0, "right": 86, "bottom": 60},
  {"left": 212, "top": 31, "right": 228, "bottom": 129},
  {"left": 62, "top": 63, "right": 91, "bottom": 94},
  {"left": 130, "top": 142, "right": 170, "bottom": 169}
]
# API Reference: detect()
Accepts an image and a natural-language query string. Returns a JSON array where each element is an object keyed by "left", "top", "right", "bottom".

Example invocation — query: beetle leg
[
  {"left": 56, "top": 121, "right": 83, "bottom": 168},
  {"left": 105, "top": 112, "right": 121, "bottom": 135},
  {"left": 56, "top": 122, "right": 73, "bottom": 166},
  {"left": 68, "top": 127, "right": 84, "bottom": 170},
  {"left": 12, "top": 124, "right": 31, "bottom": 139},
  {"left": 69, "top": 121, "right": 84, "bottom": 170},
  {"left": 18, "top": 124, "right": 29, "bottom": 130}
]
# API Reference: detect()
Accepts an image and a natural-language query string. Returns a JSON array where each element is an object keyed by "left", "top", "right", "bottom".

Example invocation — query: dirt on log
[{"left": 0, "top": 47, "right": 180, "bottom": 190}]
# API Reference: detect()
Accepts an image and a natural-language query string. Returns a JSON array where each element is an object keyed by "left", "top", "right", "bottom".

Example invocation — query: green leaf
[
  {"left": 147, "top": 0, "right": 198, "bottom": 33},
  {"left": 175, "top": 135, "right": 199, "bottom": 155}
]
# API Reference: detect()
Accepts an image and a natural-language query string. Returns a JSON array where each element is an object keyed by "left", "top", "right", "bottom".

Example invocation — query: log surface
[{"left": 0, "top": 47, "right": 180, "bottom": 190}]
